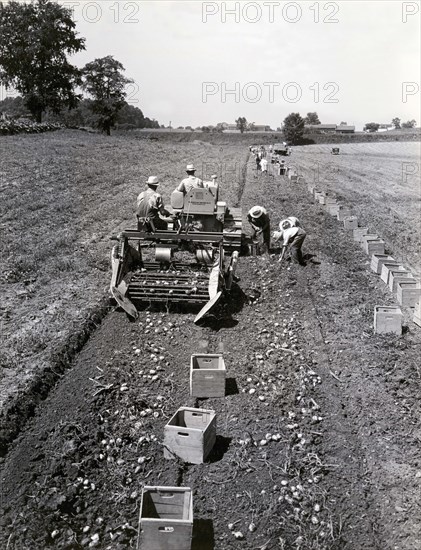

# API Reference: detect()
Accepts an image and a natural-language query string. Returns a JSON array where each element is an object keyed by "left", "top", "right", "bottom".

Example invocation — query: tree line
[{"left": 0, "top": 0, "right": 159, "bottom": 135}]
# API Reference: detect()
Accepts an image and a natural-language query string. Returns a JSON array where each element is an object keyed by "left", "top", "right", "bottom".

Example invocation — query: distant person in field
[
  {"left": 260, "top": 157, "right": 268, "bottom": 174},
  {"left": 247, "top": 206, "right": 271, "bottom": 251},
  {"left": 136, "top": 176, "right": 173, "bottom": 230},
  {"left": 176, "top": 164, "right": 204, "bottom": 194},
  {"left": 273, "top": 218, "right": 306, "bottom": 266},
  {"left": 256, "top": 155, "right": 261, "bottom": 171}
]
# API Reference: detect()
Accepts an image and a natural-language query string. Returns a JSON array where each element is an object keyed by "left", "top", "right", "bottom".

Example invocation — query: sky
[{"left": 53, "top": 1, "right": 421, "bottom": 129}]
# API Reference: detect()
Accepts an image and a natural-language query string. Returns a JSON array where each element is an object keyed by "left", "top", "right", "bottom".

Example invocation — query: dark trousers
[
  {"left": 289, "top": 228, "right": 306, "bottom": 265},
  {"left": 251, "top": 224, "right": 271, "bottom": 252}
]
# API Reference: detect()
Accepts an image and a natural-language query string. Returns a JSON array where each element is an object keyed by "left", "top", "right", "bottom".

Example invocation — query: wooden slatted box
[
  {"left": 164, "top": 407, "right": 216, "bottom": 464},
  {"left": 337, "top": 206, "right": 352, "bottom": 221},
  {"left": 413, "top": 300, "right": 421, "bottom": 327},
  {"left": 343, "top": 216, "right": 358, "bottom": 230},
  {"left": 138, "top": 486, "right": 193, "bottom": 550},
  {"left": 370, "top": 254, "right": 394, "bottom": 274},
  {"left": 374, "top": 306, "right": 402, "bottom": 335},
  {"left": 396, "top": 281, "right": 421, "bottom": 307},
  {"left": 364, "top": 239, "right": 385, "bottom": 256},
  {"left": 388, "top": 269, "right": 414, "bottom": 292},
  {"left": 190, "top": 354, "right": 226, "bottom": 398},
  {"left": 380, "top": 262, "right": 403, "bottom": 284},
  {"left": 353, "top": 227, "right": 369, "bottom": 242}
]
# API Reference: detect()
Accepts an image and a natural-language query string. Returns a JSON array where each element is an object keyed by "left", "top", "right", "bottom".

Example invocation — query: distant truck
[{"left": 273, "top": 143, "right": 289, "bottom": 156}]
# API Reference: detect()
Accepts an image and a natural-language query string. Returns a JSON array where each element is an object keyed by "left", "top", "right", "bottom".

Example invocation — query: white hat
[
  {"left": 147, "top": 176, "right": 159, "bottom": 186},
  {"left": 211, "top": 174, "right": 217, "bottom": 179},
  {"left": 186, "top": 164, "right": 196, "bottom": 171},
  {"left": 249, "top": 206, "right": 264, "bottom": 219}
]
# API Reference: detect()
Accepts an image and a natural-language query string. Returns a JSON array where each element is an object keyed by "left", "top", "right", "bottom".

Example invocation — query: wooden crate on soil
[
  {"left": 337, "top": 206, "right": 352, "bottom": 221},
  {"left": 164, "top": 407, "right": 216, "bottom": 464},
  {"left": 370, "top": 254, "right": 395, "bottom": 274},
  {"left": 380, "top": 262, "right": 403, "bottom": 284},
  {"left": 396, "top": 281, "right": 421, "bottom": 307},
  {"left": 353, "top": 227, "right": 369, "bottom": 242},
  {"left": 364, "top": 239, "right": 385, "bottom": 256},
  {"left": 327, "top": 203, "right": 340, "bottom": 216},
  {"left": 388, "top": 269, "right": 414, "bottom": 292},
  {"left": 138, "top": 486, "right": 193, "bottom": 550},
  {"left": 343, "top": 216, "right": 358, "bottom": 230},
  {"left": 413, "top": 300, "right": 421, "bottom": 327},
  {"left": 360, "top": 234, "right": 379, "bottom": 249},
  {"left": 374, "top": 306, "right": 402, "bottom": 335},
  {"left": 190, "top": 354, "right": 226, "bottom": 398}
]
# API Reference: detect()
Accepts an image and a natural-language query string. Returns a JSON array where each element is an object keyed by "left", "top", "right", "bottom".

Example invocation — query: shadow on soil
[
  {"left": 225, "top": 378, "right": 239, "bottom": 396},
  {"left": 192, "top": 519, "right": 215, "bottom": 550},
  {"left": 208, "top": 435, "right": 232, "bottom": 463}
]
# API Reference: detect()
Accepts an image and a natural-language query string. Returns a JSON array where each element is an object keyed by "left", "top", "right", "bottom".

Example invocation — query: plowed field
[{"left": 0, "top": 133, "right": 420, "bottom": 550}]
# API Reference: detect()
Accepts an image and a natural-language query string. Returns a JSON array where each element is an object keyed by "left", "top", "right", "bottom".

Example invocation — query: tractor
[{"left": 110, "top": 182, "right": 243, "bottom": 323}]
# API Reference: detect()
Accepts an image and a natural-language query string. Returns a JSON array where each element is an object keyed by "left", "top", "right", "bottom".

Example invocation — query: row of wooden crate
[
  {"left": 139, "top": 354, "right": 227, "bottom": 549},
  {"left": 306, "top": 182, "right": 421, "bottom": 334}
]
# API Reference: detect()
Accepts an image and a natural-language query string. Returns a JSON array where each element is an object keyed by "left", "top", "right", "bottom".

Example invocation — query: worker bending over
[{"left": 273, "top": 217, "right": 306, "bottom": 265}]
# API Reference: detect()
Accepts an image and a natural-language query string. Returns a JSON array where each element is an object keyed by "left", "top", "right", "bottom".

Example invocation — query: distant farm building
[
  {"left": 305, "top": 124, "right": 355, "bottom": 134},
  {"left": 335, "top": 125, "right": 355, "bottom": 134},
  {"left": 305, "top": 124, "right": 337, "bottom": 133}
]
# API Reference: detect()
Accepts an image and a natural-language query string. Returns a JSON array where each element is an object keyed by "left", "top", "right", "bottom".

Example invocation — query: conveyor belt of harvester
[{"left": 127, "top": 262, "right": 211, "bottom": 304}]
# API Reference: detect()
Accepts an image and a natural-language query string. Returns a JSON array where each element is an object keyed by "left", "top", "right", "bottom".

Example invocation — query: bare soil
[{"left": 0, "top": 135, "right": 420, "bottom": 550}]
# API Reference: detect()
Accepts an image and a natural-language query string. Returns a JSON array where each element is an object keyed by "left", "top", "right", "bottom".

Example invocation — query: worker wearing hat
[
  {"left": 273, "top": 217, "right": 306, "bottom": 265},
  {"left": 136, "top": 176, "right": 173, "bottom": 230},
  {"left": 176, "top": 164, "right": 204, "bottom": 194},
  {"left": 247, "top": 206, "right": 271, "bottom": 252}
]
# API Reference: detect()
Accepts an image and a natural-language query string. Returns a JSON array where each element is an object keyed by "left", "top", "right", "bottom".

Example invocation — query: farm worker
[
  {"left": 279, "top": 160, "right": 286, "bottom": 175},
  {"left": 269, "top": 144, "right": 273, "bottom": 153},
  {"left": 247, "top": 206, "right": 271, "bottom": 251},
  {"left": 255, "top": 155, "right": 261, "bottom": 171},
  {"left": 260, "top": 157, "right": 268, "bottom": 173},
  {"left": 176, "top": 164, "right": 204, "bottom": 194},
  {"left": 136, "top": 176, "right": 173, "bottom": 230},
  {"left": 273, "top": 219, "right": 306, "bottom": 266}
]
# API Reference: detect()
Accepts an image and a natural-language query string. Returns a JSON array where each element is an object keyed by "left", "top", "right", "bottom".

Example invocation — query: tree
[
  {"left": 236, "top": 116, "right": 247, "bottom": 133},
  {"left": 201, "top": 125, "right": 211, "bottom": 133},
  {"left": 391, "top": 117, "right": 401, "bottom": 129},
  {"left": 82, "top": 56, "right": 132, "bottom": 136},
  {"left": 0, "top": 0, "right": 85, "bottom": 122},
  {"left": 364, "top": 122, "right": 380, "bottom": 133},
  {"left": 402, "top": 119, "right": 416, "bottom": 128},
  {"left": 340, "top": 121, "right": 348, "bottom": 125},
  {"left": 304, "top": 112, "right": 320, "bottom": 125},
  {"left": 283, "top": 113, "right": 305, "bottom": 144}
]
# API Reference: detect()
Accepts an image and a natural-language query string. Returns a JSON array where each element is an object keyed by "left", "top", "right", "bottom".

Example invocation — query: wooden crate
[
  {"left": 190, "top": 354, "right": 226, "bottom": 398},
  {"left": 413, "top": 301, "right": 421, "bottom": 327},
  {"left": 380, "top": 262, "right": 403, "bottom": 284},
  {"left": 389, "top": 271, "right": 414, "bottom": 292},
  {"left": 337, "top": 206, "right": 352, "bottom": 221},
  {"left": 327, "top": 203, "right": 340, "bottom": 216},
  {"left": 360, "top": 234, "right": 379, "bottom": 249},
  {"left": 353, "top": 227, "right": 369, "bottom": 242},
  {"left": 396, "top": 281, "right": 421, "bottom": 307},
  {"left": 370, "top": 254, "right": 394, "bottom": 274},
  {"left": 364, "top": 239, "right": 385, "bottom": 256},
  {"left": 164, "top": 407, "right": 216, "bottom": 464},
  {"left": 374, "top": 306, "right": 402, "bottom": 335},
  {"left": 343, "top": 216, "right": 358, "bottom": 230},
  {"left": 138, "top": 486, "right": 193, "bottom": 550}
]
